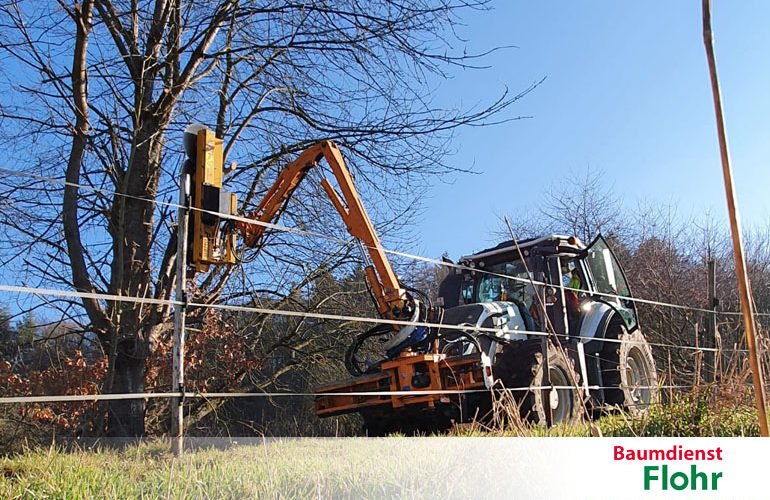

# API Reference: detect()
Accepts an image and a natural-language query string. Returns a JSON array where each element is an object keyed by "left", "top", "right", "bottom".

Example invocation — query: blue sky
[
  {"left": 2, "top": 2, "right": 767, "bottom": 321},
  {"left": 414, "top": 1, "right": 770, "bottom": 260}
]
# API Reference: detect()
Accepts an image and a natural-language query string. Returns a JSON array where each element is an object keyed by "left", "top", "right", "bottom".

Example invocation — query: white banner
[{"left": 175, "top": 436, "right": 764, "bottom": 499}]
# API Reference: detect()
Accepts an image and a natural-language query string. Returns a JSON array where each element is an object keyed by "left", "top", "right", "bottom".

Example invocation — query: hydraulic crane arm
[
  {"left": 185, "top": 126, "right": 436, "bottom": 373},
  {"left": 234, "top": 140, "right": 412, "bottom": 323},
  {"left": 184, "top": 126, "right": 490, "bottom": 421}
]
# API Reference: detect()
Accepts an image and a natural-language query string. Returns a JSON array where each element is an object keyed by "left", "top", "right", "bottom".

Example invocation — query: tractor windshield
[{"left": 474, "top": 260, "right": 534, "bottom": 304}]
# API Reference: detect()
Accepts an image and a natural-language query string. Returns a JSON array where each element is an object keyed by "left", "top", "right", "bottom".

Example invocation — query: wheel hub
[
  {"left": 549, "top": 388, "right": 560, "bottom": 409},
  {"left": 625, "top": 346, "right": 652, "bottom": 406},
  {"left": 546, "top": 366, "right": 572, "bottom": 423}
]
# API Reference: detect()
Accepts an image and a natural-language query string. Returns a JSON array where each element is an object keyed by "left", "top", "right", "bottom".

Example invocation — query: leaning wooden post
[
  {"left": 702, "top": 0, "right": 768, "bottom": 436},
  {"left": 172, "top": 169, "right": 190, "bottom": 456},
  {"left": 704, "top": 259, "right": 718, "bottom": 383}
]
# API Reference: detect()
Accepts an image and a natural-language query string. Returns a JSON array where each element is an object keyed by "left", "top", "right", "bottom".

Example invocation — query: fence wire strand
[{"left": 0, "top": 283, "right": 748, "bottom": 354}]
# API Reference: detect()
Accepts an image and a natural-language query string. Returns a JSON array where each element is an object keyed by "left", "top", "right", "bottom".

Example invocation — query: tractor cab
[{"left": 439, "top": 234, "right": 638, "bottom": 340}]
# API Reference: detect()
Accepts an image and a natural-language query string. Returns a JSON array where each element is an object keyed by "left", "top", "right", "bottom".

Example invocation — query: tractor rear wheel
[
  {"left": 601, "top": 325, "right": 658, "bottom": 414},
  {"left": 493, "top": 340, "right": 582, "bottom": 426}
]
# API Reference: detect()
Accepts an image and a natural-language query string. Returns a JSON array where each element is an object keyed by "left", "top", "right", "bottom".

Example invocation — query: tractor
[
  {"left": 435, "top": 234, "right": 658, "bottom": 426},
  {"left": 316, "top": 234, "right": 658, "bottom": 434}
]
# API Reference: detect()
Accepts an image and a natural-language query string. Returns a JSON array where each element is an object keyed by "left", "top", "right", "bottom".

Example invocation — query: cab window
[{"left": 585, "top": 236, "right": 637, "bottom": 330}]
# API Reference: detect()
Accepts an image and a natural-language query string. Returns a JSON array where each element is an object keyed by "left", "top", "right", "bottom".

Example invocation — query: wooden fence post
[
  {"left": 704, "top": 259, "right": 717, "bottom": 383},
  {"left": 172, "top": 172, "right": 190, "bottom": 456}
]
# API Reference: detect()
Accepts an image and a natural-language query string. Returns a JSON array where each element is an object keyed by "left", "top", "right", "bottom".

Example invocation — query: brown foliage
[{"left": 0, "top": 353, "right": 106, "bottom": 434}]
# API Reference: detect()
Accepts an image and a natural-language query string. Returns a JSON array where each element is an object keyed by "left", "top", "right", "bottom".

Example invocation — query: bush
[{"left": 597, "top": 392, "right": 763, "bottom": 437}]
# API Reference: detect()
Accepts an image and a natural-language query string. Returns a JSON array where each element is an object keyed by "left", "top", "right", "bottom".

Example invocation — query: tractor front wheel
[
  {"left": 494, "top": 340, "right": 582, "bottom": 426},
  {"left": 601, "top": 325, "right": 658, "bottom": 414}
]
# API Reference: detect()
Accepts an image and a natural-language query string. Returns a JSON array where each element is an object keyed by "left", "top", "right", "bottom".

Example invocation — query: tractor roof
[{"left": 460, "top": 234, "right": 585, "bottom": 262}]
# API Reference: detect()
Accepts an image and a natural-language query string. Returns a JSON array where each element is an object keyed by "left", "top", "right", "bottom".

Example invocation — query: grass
[
  {"left": 0, "top": 395, "right": 765, "bottom": 498},
  {"left": 0, "top": 438, "right": 504, "bottom": 499}
]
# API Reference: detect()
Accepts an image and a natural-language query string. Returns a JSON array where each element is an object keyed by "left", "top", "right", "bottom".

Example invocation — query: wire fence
[
  {"left": 0, "top": 165, "right": 767, "bottom": 428},
  {"left": 0, "top": 386, "right": 701, "bottom": 405}
]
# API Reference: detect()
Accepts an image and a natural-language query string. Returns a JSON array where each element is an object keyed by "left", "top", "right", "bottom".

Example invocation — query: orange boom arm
[{"left": 235, "top": 141, "right": 411, "bottom": 322}]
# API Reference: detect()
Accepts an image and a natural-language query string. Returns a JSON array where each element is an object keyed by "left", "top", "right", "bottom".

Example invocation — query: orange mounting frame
[
  {"left": 236, "top": 140, "right": 410, "bottom": 322},
  {"left": 314, "top": 352, "right": 486, "bottom": 417}
]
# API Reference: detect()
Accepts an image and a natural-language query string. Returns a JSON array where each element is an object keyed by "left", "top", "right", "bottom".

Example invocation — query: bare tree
[
  {"left": 498, "top": 166, "right": 626, "bottom": 244},
  {"left": 539, "top": 167, "right": 627, "bottom": 243},
  {"left": 0, "top": 1, "right": 527, "bottom": 436}
]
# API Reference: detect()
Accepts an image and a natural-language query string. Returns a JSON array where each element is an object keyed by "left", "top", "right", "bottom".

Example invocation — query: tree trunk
[
  {"left": 104, "top": 120, "right": 167, "bottom": 437},
  {"left": 107, "top": 338, "right": 148, "bottom": 437}
]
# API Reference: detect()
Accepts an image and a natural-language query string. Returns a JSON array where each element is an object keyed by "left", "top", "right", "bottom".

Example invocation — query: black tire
[
  {"left": 601, "top": 324, "right": 658, "bottom": 414},
  {"left": 493, "top": 340, "right": 582, "bottom": 426},
  {"left": 360, "top": 410, "right": 454, "bottom": 436}
]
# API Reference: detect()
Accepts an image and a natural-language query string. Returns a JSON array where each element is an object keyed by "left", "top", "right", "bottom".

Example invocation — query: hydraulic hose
[{"left": 344, "top": 323, "right": 392, "bottom": 376}]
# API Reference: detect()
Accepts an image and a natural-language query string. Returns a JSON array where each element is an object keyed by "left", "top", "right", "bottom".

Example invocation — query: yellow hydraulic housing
[
  {"left": 188, "top": 131, "right": 412, "bottom": 324},
  {"left": 190, "top": 129, "right": 237, "bottom": 272}
]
